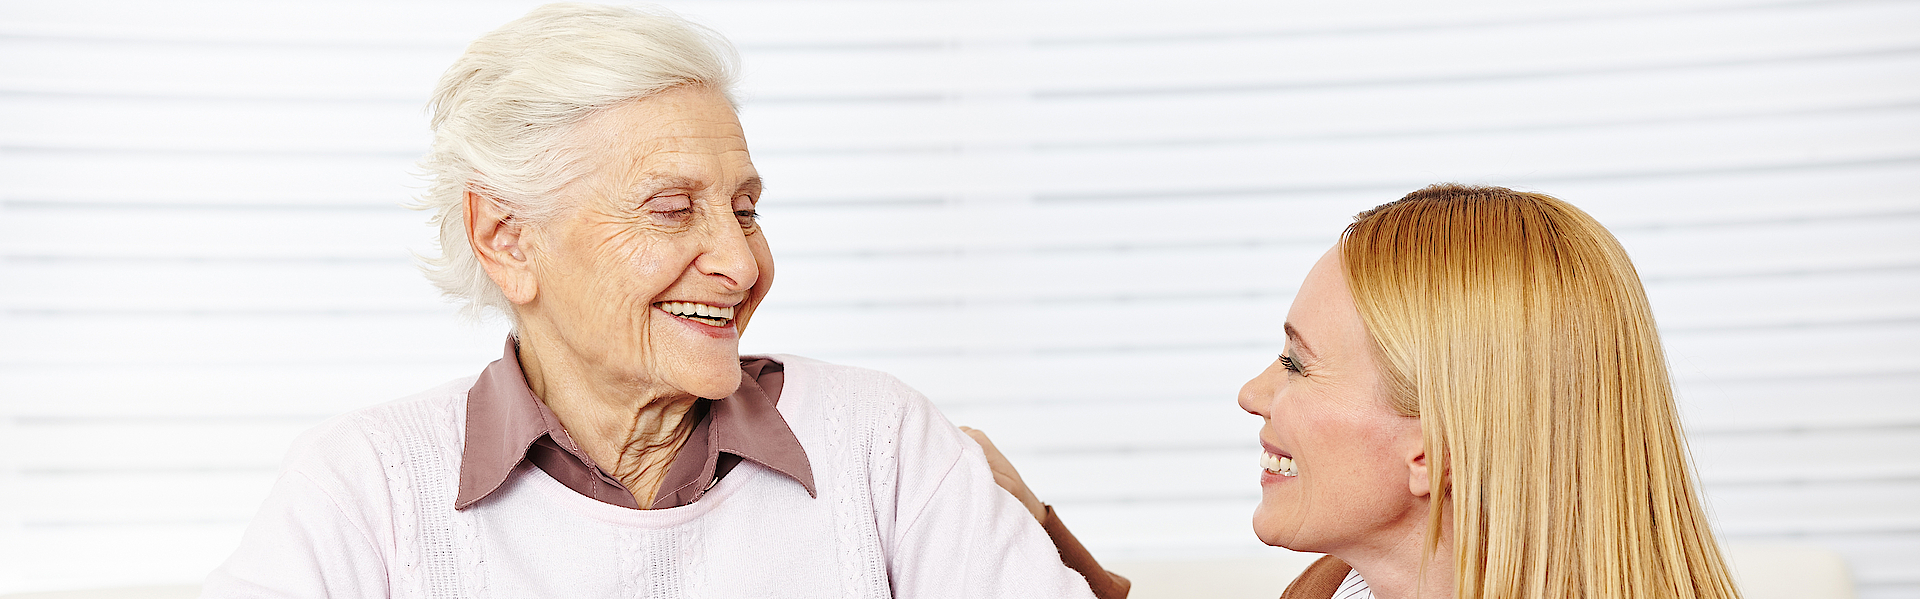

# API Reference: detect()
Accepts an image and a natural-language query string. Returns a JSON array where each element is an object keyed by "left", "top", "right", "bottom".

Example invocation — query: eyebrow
[
  {"left": 627, "top": 174, "right": 700, "bottom": 197},
  {"left": 1282, "top": 323, "right": 1320, "bottom": 361},
  {"left": 628, "top": 175, "right": 764, "bottom": 199},
  {"left": 737, "top": 176, "right": 764, "bottom": 200}
]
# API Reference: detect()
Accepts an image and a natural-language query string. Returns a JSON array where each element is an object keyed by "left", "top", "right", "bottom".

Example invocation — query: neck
[
  {"left": 514, "top": 330, "right": 701, "bottom": 508},
  {"left": 1335, "top": 513, "right": 1454, "bottom": 599}
]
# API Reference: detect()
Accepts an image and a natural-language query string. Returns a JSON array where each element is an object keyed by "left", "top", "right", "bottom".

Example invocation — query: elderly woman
[
  {"left": 980, "top": 184, "right": 1744, "bottom": 599},
  {"left": 202, "top": 4, "right": 1094, "bottom": 597}
]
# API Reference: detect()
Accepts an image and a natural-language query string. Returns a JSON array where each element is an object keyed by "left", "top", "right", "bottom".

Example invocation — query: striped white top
[{"left": 1334, "top": 569, "right": 1374, "bottom": 599}]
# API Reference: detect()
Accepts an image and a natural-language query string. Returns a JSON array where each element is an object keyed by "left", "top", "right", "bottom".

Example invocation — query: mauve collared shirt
[{"left": 455, "top": 338, "right": 815, "bottom": 510}]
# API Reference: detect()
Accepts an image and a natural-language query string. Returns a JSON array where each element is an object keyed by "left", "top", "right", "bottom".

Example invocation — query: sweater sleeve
[
  {"left": 200, "top": 421, "right": 393, "bottom": 599},
  {"left": 200, "top": 470, "right": 390, "bottom": 598},
  {"left": 882, "top": 384, "right": 1098, "bottom": 599}
]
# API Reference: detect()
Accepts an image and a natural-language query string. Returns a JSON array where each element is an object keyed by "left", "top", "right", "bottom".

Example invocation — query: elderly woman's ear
[{"left": 464, "top": 189, "right": 539, "bottom": 305}]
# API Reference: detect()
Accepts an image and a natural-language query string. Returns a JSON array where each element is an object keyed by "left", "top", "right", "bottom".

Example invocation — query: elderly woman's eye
[
  {"left": 646, "top": 194, "right": 693, "bottom": 215},
  {"left": 735, "top": 209, "right": 760, "bottom": 226}
]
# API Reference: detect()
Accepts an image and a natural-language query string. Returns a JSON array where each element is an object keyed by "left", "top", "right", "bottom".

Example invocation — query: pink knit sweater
[{"left": 203, "top": 355, "right": 1094, "bottom": 598}]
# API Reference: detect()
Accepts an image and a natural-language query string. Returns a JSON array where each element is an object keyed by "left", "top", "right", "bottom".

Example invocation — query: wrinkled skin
[{"left": 467, "top": 85, "right": 772, "bottom": 505}]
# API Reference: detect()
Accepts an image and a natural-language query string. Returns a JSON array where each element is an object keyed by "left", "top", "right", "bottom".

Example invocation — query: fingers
[
  {"left": 959, "top": 426, "right": 997, "bottom": 452},
  {"left": 957, "top": 426, "right": 1048, "bottom": 523},
  {"left": 958, "top": 427, "right": 1013, "bottom": 476}
]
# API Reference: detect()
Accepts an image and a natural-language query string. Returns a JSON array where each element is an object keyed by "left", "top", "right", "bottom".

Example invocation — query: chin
[
  {"left": 1251, "top": 502, "right": 1304, "bottom": 550},
  {"left": 1252, "top": 514, "right": 1286, "bottom": 548},
  {"left": 668, "top": 355, "right": 746, "bottom": 399},
  {"left": 648, "top": 329, "right": 744, "bottom": 398},
  {"left": 686, "top": 376, "right": 743, "bottom": 400}
]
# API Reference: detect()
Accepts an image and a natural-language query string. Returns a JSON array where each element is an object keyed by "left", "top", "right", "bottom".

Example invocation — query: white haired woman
[
  {"left": 977, "top": 185, "right": 1744, "bottom": 599},
  {"left": 201, "top": 4, "right": 1095, "bottom": 597}
]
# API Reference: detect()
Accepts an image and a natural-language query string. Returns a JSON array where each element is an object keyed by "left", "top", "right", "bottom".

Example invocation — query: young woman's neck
[{"left": 1336, "top": 516, "right": 1454, "bottom": 599}]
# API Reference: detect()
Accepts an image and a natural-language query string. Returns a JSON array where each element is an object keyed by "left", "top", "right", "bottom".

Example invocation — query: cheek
[
  {"left": 750, "top": 239, "right": 775, "bottom": 294},
  {"left": 623, "top": 244, "right": 675, "bottom": 283},
  {"left": 1304, "top": 429, "right": 1415, "bottom": 519},
  {"left": 1287, "top": 410, "right": 1381, "bottom": 496},
  {"left": 1267, "top": 393, "right": 1310, "bottom": 443},
  {"left": 560, "top": 234, "right": 685, "bottom": 331},
  {"left": 613, "top": 239, "right": 695, "bottom": 299}
]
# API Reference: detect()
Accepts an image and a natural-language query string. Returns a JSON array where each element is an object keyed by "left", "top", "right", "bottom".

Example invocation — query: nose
[
  {"left": 1237, "top": 361, "right": 1283, "bottom": 418},
  {"left": 695, "top": 217, "right": 759, "bottom": 292}
]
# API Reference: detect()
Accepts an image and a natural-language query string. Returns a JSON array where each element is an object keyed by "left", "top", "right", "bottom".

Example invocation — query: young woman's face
[{"left": 1237, "top": 245, "right": 1429, "bottom": 554}]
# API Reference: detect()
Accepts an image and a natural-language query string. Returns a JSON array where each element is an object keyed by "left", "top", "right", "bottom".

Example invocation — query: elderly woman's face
[
  {"left": 1237, "top": 246, "right": 1426, "bottom": 553},
  {"left": 519, "top": 86, "right": 771, "bottom": 400}
]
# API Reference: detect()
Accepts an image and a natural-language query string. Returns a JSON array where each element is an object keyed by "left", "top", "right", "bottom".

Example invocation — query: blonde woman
[{"left": 972, "top": 184, "right": 1744, "bottom": 599}]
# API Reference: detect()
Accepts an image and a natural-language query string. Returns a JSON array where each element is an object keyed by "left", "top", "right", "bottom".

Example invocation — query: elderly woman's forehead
[{"left": 559, "top": 92, "right": 754, "bottom": 175}]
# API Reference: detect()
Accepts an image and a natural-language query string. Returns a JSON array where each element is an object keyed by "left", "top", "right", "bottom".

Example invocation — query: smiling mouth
[
  {"left": 1261, "top": 451, "right": 1298, "bottom": 477},
  {"left": 657, "top": 301, "right": 735, "bottom": 327}
]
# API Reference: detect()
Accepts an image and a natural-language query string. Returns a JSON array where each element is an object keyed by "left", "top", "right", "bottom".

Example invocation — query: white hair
[{"left": 413, "top": 2, "right": 739, "bottom": 320}]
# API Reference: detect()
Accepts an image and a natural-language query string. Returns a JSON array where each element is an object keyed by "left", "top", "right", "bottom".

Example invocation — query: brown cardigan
[
  {"left": 1279, "top": 555, "right": 1354, "bottom": 599},
  {"left": 1040, "top": 505, "right": 1352, "bottom": 599}
]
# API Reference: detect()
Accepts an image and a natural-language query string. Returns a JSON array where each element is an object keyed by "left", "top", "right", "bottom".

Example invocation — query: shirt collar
[
  {"left": 651, "top": 359, "right": 816, "bottom": 507},
  {"left": 455, "top": 337, "right": 813, "bottom": 509}
]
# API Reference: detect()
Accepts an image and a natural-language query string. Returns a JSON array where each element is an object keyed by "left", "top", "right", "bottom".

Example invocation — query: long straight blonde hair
[{"left": 1340, "top": 184, "right": 1741, "bottom": 599}]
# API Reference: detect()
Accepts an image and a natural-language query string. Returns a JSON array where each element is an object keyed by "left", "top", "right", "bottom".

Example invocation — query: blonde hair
[
  {"left": 414, "top": 3, "right": 739, "bottom": 319},
  {"left": 1340, "top": 184, "right": 1741, "bottom": 599}
]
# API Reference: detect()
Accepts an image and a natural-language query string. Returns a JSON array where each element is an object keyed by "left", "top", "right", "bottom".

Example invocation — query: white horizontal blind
[{"left": 2, "top": 0, "right": 1917, "bottom": 595}]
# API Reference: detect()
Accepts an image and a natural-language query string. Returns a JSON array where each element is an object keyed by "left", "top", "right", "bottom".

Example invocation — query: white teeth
[
  {"left": 1261, "top": 452, "right": 1298, "bottom": 477},
  {"left": 659, "top": 302, "right": 734, "bottom": 323}
]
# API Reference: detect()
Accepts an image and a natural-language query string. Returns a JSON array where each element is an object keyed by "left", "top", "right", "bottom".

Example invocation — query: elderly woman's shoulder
[
  {"left": 763, "top": 354, "right": 935, "bottom": 411},
  {"left": 277, "top": 374, "right": 478, "bottom": 479},
  {"left": 765, "top": 354, "right": 977, "bottom": 471}
]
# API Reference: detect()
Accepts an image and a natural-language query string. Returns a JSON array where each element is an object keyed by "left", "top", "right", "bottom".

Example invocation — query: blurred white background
[{"left": 2, "top": 0, "right": 1917, "bottom": 596}]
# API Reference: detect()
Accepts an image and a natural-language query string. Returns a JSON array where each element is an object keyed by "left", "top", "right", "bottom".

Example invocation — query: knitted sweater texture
[{"left": 202, "top": 355, "right": 1094, "bottom": 599}]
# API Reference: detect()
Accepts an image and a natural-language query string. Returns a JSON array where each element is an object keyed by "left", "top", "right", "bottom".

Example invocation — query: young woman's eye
[{"left": 1279, "top": 354, "right": 1301, "bottom": 374}]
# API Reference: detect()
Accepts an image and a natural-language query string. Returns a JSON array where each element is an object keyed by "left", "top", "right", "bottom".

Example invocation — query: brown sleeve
[
  {"left": 1279, "top": 555, "right": 1352, "bottom": 599},
  {"left": 1040, "top": 504, "right": 1132, "bottom": 599}
]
